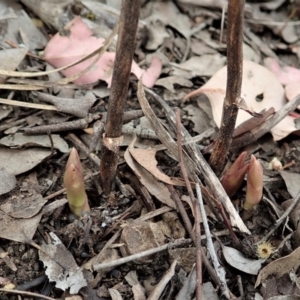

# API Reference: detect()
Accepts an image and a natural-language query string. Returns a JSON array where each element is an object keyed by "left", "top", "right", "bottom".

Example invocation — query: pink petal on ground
[
  {"left": 285, "top": 82, "right": 300, "bottom": 102},
  {"left": 264, "top": 57, "right": 300, "bottom": 86},
  {"left": 131, "top": 56, "right": 162, "bottom": 88},
  {"left": 44, "top": 16, "right": 161, "bottom": 87}
]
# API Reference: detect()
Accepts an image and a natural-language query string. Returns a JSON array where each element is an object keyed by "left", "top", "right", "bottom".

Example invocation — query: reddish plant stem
[
  {"left": 209, "top": 0, "right": 244, "bottom": 175},
  {"left": 99, "top": 0, "right": 141, "bottom": 195}
]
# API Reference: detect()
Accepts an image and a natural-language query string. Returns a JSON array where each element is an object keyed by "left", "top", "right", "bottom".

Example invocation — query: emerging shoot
[
  {"left": 244, "top": 155, "right": 263, "bottom": 211},
  {"left": 64, "top": 148, "right": 90, "bottom": 217},
  {"left": 221, "top": 151, "right": 249, "bottom": 197}
]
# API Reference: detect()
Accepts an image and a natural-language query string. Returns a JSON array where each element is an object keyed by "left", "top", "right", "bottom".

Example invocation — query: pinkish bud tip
[
  {"left": 221, "top": 151, "right": 249, "bottom": 197},
  {"left": 244, "top": 155, "right": 263, "bottom": 210},
  {"left": 64, "top": 148, "right": 90, "bottom": 217}
]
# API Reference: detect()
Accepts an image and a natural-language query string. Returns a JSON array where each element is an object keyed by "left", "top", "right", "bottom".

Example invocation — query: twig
[
  {"left": 93, "top": 238, "right": 191, "bottom": 271},
  {"left": 209, "top": 0, "right": 245, "bottom": 175},
  {"left": 233, "top": 108, "right": 275, "bottom": 138},
  {"left": 67, "top": 133, "right": 100, "bottom": 166},
  {"left": 0, "top": 98, "right": 57, "bottom": 110},
  {"left": 175, "top": 108, "right": 202, "bottom": 300},
  {"left": 231, "top": 94, "right": 300, "bottom": 150},
  {"left": 23, "top": 109, "right": 142, "bottom": 136},
  {"left": 99, "top": 0, "right": 141, "bottom": 195},
  {"left": 23, "top": 113, "right": 101, "bottom": 135},
  {"left": 0, "top": 111, "right": 42, "bottom": 132},
  {"left": 0, "top": 289, "right": 56, "bottom": 300},
  {"left": 176, "top": 265, "right": 196, "bottom": 299},
  {"left": 17, "top": 275, "right": 47, "bottom": 291},
  {"left": 167, "top": 185, "right": 220, "bottom": 287},
  {"left": 139, "top": 83, "right": 250, "bottom": 234},
  {"left": 196, "top": 184, "right": 230, "bottom": 299},
  {"left": 148, "top": 260, "right": 177, "bottom": 300},
  {"left": 257, "top": 189, "right": 300, "bottom": 244},
  {"left": 201, "top": 187, "right": 241, "bottom": 248},
  {"left": 90, "top": 120, "right": 105, "bottom": 152}
]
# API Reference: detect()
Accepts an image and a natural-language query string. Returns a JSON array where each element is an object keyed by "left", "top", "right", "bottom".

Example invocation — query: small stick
[
  {"left": 0, "top": 289, "right": 55, "bottom": 300},
  {"left": 23, "top": 114, "right": 101, "bottom": 135},
  {"left": 196, "top": 184, "right": 230, "bottom": 299},
  {"left": 167, "top": 185, "right": 220, "bottom": 287},
  {"left": 0, "top": 111, "right": 42, "bottom": 132},
  {"left": 209, "top": 0, "right": 245, "bottom": 175},
  {"left": 67, "top": 133, "right": 100, "bottom": 166},
  {"left": 147, "top": 260, "right": 177, "bottom": 300},
  {"left": 231, "top": 94, "right": 300, "bottom": 150},
  {"left": 5, "top": 40, "right": 44, "bottom": 60},
  {"left": 93, "top": 238, "right": 191, "bottom": 271},
  {"left": 257, "top": 189, "right": 300, "bottom": 244},
  {"left": 175, "top": 108, "right": 202, "bottom": 300},
  {"left": 201, "top": 186, "right": 241, "bottom": 248},
  {"left": 138, "top": 82, "right": 250, "bottom": 234}
]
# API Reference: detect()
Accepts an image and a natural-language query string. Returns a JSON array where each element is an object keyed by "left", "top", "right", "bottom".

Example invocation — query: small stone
[
  {"left": 168, "top": 247, "right": 196, "bottom": 273},
  {"left": 120, "top": 220, "right": 165, "bottom": 258},
  {"left": 33, "top": 262, "right": 40, "bottom": 271}
]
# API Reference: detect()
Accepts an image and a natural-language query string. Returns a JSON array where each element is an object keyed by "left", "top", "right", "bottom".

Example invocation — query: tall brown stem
[
  {"left": 209, "top": 0, "right": 244, "bottom": 175},
  {"left": 99, "top": 0, "right": 141, "bottom": 195}
]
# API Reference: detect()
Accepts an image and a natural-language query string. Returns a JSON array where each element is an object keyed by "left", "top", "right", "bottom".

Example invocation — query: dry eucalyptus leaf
[
  {"left": 108, "top": 289, "right": 122, "bottom": 300},
  {"left": 0, "top": 48, "right": 28, "bottom": 84},
  {"left": 0, "top": 168, "right": 16, "bottom": 196},
  {"left": 223, "top": 245, "right": 264, "bottom": 275},
  {"left": 191, "top": 38, "right": 218, "bottom": 56},
  {"left": 0, "top": 147, "right": 51, "bottom": 175},
  {"left": 155, "top": 76, "right": 193, "bottom": 93},
  {"left": 0, "top": 133, "right": 69, "bottom": 153},
  {"left": 281, "top": 199, "right": 300, "bottom": 229},
  {"left": 0, "top": 106, "right": 13, "bottom": 121},
  {"left": 0, "top": 7, "right": 47, "bottom": 50},
  {"left": 185, "top": 60, "right": 295, "bottom": 141},
  {"left": 202, "top": 282, "right": 219, "bottom": 300},
  {"left": 129, "top": 143, "right": 185, "bottom": 187},
  {"left": 143, "top": 1, "right": 191, "bottom": 49},
  {"left": 183, "top": 104, "right": 215, "bottom": 134},
  {"left": 36, "top": 91, "right": 97, "bottom": 118},
  {"left": 125, "top": 271, "right": 146, "bottom": 300},
  {"left": 0, "top": 209, "right": 42, "bottom": 243},
  {"left": 39, "top": 232, "right": 87, "bottom": 294},
  {"left": 172, "top": 54, "right": 226, "bottom": 79},
  {"left": 279, "top": 171, "right": 300, "bottom": 198},
  {"left": 176, "top": 265, "right": 196, "bottom": 300},
  {"left": 20, "top": 0, "right": 72, "bottom": 30},
  {"left": 0, "top": 193, "right": 46, "bottom": 219},
  {"left": 124, "top": 145, "right": 176, "bottom": 209},
  {"left": 255, "top": 247, "right": 300, "bottom": 287}
]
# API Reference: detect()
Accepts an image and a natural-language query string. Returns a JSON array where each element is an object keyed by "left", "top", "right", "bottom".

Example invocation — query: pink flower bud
[
  {"left": 244, "top": 155, "right": 263, "bottom": 210},
  {"left": 221, "top": 151, "right": 249, "bottom": 197},
  {"left": 64, "top": 148, "right": 90, "bottom": 216}
]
